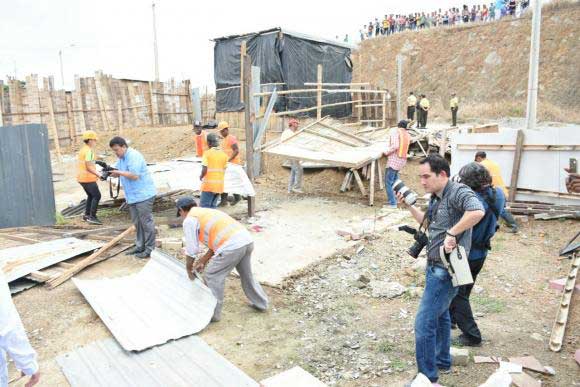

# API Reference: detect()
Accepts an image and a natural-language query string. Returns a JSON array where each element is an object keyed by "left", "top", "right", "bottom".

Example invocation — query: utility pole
[
  {"left": 525, "top": 0, "right": 542, "bottom": 130},
  {"left": 152, "top": 2, "right": 160, "bottom": 82},
  {"left": 396, "top": 55, "right": 403, "bottom": 122},
  {"left": 59, "top": 50, "right": 64, "bottom": 88}
]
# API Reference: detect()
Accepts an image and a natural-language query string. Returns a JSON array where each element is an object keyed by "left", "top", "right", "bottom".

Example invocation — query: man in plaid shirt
[{"left": 384, "top": 120, "right": 411, "bottom": 207}]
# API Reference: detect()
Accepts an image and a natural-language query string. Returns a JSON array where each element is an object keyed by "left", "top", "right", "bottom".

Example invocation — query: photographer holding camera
[
  {"left": 449, "top": 162, "right": 505, "bottom": 347},
  {"left": 396, "top": 154, "right": 484, "bottom": 385}
]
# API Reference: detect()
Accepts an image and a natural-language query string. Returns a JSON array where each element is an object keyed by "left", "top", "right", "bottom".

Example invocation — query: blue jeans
[
  {"left": 288, "top": 160, "right": 303, "bottom": 192},
  {"left": 415, "top": 264, "right": 459, "bottom": 382},
  {"left": 385, "top": 167, "right": 399, "bottom": 205},
  {"left": 200, "top": 191, "right": 219, "bottom": 208}
]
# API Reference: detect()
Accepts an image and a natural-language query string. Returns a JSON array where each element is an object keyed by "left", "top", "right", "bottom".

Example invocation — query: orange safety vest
[
  {"left": 188, "top": 207, "right": 246, "bottom": 251},
  {"left": 397, "top": 128, "right": 411, "bottom": 158},
  {"left": 77, "top": 144, "right": 98, "bottom": 183},
  {"left": 201, "top": 148, "right": 228, "bottom": 193},
  {"left": 195, "top": 132, "right": 208, "bottom": 157},
  {"left": 222, "top": 135, "right": 241, "bottom": 164}
]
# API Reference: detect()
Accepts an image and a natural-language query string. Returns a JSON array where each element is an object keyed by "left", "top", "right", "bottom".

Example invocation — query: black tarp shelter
[{"left": 213, "top": 28, "right": 354, "bottom": 117}]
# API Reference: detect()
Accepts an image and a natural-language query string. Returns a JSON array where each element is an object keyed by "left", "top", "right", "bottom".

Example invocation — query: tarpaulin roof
[{"left": 214, "top": 28, "right": 353, "bottom": 117}]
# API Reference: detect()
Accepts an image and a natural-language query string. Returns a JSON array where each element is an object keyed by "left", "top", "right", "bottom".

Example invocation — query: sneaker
[
  {"left": 438, "top": 368, "right": 451, "bottom": 374},
  {"left": 231, "top": 196, "right": 241, "bottom": 206},
  {"left": 292, "top": 188, "right": 304, "bottom": 194},
  {"left": 82, "top": 215, "right": 90, "bottom": 221},
  {"left": 452, "top": 334, "right": 482, "bottom": 347},
  {"left": 135, "top": 251, "right": 151, "bottom": 259},
  {"left": 126, "top": 247, "right": 144, "bottom": 255},
  {"left": 86, "top": 216, "right": 103, "bottom": 225},
  {"left": 505, "top": 227, "right": 519, "bottom": 234}
]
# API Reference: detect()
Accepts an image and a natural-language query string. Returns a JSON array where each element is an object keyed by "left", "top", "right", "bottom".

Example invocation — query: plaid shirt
[{"left": 385, "top": 128, "right": 407, "bottom": 171}]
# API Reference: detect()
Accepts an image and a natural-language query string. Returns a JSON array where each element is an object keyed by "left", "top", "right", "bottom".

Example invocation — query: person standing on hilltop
[
  {"left": 419, "top": 94, "right": 430, "bottom": 129},
  {"left": 407, "top": 92, "right": 417, "bottom": 121},
  {"left": 450, "top": 93, "right": 459, "bottom": 127}
]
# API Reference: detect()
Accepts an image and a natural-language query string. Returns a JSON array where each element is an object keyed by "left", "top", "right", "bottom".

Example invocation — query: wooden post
[
  {"left": 243, "top": 53, "right": 255, "bottom": 217},
  {"left": 185, "top": 80, "right": 193, "bottom": 124},
  {"left": 369, "top": 160, "right": 376, "bottom": 206},
  {"left": 352, "top": 169, "right": 367, "bottom": 196},
  {"left": 117, "top": 99, "right": 123, "bottom": 134},
  {"left": 148, "top": 81, "right": 157, "bottom": 126},
  {"left": 46, "top": 91, "right": 63, "bottom": 162},
  {"left": 377, "top": 159, "right": 384, "bottom": 190},
  {"left": 316, "top": 64, "right": 323, "bottom": 120},
  {"left": 382, "top": 92, "right": 387, "bottom": 128},
  {"left": 0, "top": 81, "right": 4, "bottom": 126},
  {"left": 509, "top": 130, "right": 525, "bottom": 202},
  {"left": 240, "top": 41, "right": 247, "bottom": 104},
  {"left": 65, "top": 93, "right": 76, "bottom": 144},
  {"left": 439, "top": 128, "right": 448, "bottom": 157},
  {"left": 127, "top": 83, "right": 139, "bottom": 126}
]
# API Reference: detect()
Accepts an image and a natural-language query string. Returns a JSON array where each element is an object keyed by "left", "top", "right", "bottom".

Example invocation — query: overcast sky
[{"left": 0, "top": 0, "right": 518, "bottom": 90}]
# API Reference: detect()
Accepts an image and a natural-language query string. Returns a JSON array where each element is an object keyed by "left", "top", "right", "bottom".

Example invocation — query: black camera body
[
  {"left": 398, "top": 225, "right": 429, "bottom": 258},
  {"left": 95, "top": 160, "right": 117, "bottom": 181}
]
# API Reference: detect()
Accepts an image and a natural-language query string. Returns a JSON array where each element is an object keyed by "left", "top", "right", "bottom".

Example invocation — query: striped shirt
[
  {"left": 426, "top": 181, "right": 485, "bottom": 263},
  {"left": 385, "top": 128, "right": 407, "bottom": 171}
]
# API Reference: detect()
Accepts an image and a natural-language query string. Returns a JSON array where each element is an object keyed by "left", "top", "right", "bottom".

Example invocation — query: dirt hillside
[{"left": 353, "top": 1, "right": 580, "bottom": 124}]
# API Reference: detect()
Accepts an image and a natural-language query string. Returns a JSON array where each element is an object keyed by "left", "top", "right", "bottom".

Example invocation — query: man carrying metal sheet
[
  {"left": 176, "top": 197, "right": 269, "bottom": 322},
  {"left": 1, "top": 272, "right": 40, "bottom": 387}
]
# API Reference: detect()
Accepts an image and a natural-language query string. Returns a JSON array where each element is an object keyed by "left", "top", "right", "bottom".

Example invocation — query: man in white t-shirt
[{"left": 176, "top": 197, "right": 269, "bottom": 322}]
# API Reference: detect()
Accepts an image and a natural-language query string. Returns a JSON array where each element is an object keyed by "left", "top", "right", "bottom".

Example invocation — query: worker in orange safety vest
[
  {"left": 193, "top": 120, "right": 208, "bottom": 157},
  {"left": 383, "top": 120, "right": 411, "bottom": 208},
  {"left": 218, "top": 121, "right": 242, "bottom": 206},
  {"left": 199, "top": 133, "right": 228, "bottom": 208}
]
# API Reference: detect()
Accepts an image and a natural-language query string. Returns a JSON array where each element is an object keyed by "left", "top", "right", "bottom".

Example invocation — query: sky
[{"left": 0, "top": 0, "right": 510, "bottom": 90}]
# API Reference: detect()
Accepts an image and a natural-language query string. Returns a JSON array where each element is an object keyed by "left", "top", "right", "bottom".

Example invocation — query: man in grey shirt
[{"left": 397, "top": 154, "right": 484, "bottom": 385}]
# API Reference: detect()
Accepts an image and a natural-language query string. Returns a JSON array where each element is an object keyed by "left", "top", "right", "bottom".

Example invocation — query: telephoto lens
[{"left": 392, "top": 179, "right": 418, "bottom": 206}]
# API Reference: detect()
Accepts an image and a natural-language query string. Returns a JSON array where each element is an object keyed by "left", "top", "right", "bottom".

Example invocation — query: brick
[
  {"left": 549, "top": 278, "right": 580, "bottom": 292},
  {"left": 450, "top": 347, "right": 469, "bottom": 366}
]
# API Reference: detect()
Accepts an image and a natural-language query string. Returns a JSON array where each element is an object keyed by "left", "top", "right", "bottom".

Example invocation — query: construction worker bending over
[
  {"left": 176, "top": 197, "right": 269, "bottom": 322},
  {"left": 419, "top": 94, "right": 430, "bottom": 128},
  {"left": 199, "top": 133, "right": 228, "bottom": 209},
  {"left": 218, "top": 121, "right": 242, "bottom": 206},
  {"left": 109, "top": 136, "right": 157, "bottom": 259},
  {"left": 407, "top": 92, "right": 417, "bottom": 121},
  {"left": 281, "top": 118, "right": 303, "bottom": 193},
  {"left": 474, "top": 151, "right": 518, "bottom": 233},
  {"left": 1, "top": 271, "right": 41, "bottom": 387},
  {"left": 450, "top": 93, "right": 459, "bottom": 127},
  {"left": 193, "top": 120, "right": 208, "bottom": 157},
  {"left": 77, "top": 131, "right": 103, "bottom": 225},
  {"left": 383, "top": 120, "right": 411, "bottom": 208}
]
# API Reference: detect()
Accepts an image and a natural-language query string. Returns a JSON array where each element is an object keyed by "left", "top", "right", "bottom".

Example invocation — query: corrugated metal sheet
[
  {"left": 261, "top": 366, "right": 327, "bottom": 387},
  {"left": 57, "top": 336, "right": 259, "bottom": 387},
  {"left": 0, "top": 237, "right": 102, "bottom": 282},
  {"left": 73, "top": 249, "right": 217, "bottom": 351},
  {"left": 0, "top": 124, "right": 56, "bottom": 228}
]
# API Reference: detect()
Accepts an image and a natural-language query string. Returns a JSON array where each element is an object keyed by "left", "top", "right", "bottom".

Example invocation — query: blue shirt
[
  {"left": 115, "top": 148, "right": 157, "bottom": 204},
  {"left": 470, "top": 187, "right": 505, "bottom": 261}
]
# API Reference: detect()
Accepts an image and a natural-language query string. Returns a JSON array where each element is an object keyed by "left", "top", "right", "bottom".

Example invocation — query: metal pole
[
  {"left": 152, "top": 2, "right": 160, "bottom": 82},
  {"left": 396, "top": 55, "right": 403, "bottom": 122},
  {"left": 525, "top": 0, "right": 542, "bottom": 130},
  {"left": 59, "top": 50, "right": 64, "bottom": 88}
]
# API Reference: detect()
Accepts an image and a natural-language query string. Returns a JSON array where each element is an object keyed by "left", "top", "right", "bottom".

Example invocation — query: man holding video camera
[{"left": 396, "top": 154, "right": 484, "bottom": 384}]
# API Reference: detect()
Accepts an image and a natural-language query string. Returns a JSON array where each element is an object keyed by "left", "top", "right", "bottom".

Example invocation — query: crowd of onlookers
[{"left": 351, "top": 1, "right": 530, "bottom": 42}]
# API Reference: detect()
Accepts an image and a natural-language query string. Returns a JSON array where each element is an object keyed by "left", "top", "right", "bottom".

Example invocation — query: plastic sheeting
[{"left": 214, "top": 29, "right": 352, "bottom": 117}]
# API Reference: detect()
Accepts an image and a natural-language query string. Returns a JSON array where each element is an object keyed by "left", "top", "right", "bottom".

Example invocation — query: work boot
[
  {"left": 86, "top": 216, "right": 103, "bottom": 225},
  {"left": 135, "top": 250, "right": 151, "bottom": 259},
  {"left": 126, "top": 246, "right": 144, "bottom": 255},
  {"left": 82, "top": 215, "right": 90, "bottom": 222},
  {"left": 230, "top": 195, "right": 241, "bottom": 206},
  {"left": 452, "top": 334, "right": 482, "bottom": 347}
]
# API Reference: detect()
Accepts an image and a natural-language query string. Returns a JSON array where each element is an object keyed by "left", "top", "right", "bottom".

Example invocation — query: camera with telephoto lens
[
  {"left": 398, "top": 225, "right": 429, "bottom": 258},
  {"left": 95, "top": 160, "right": 117, "bottom": 181},
  {"left": 392, "top": 179, "right": 418, "bottom": 206}
]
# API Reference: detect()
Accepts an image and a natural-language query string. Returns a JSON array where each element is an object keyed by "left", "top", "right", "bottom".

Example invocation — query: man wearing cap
[
  {"left": 77, "top": 131, "right": 103, "bottom": 225},
  {"left": 109, "top": 136, "right": 157, "bottom": 259},
  {"left": 281, "top": 118, "right": 303, "bottom": 193},
  {"left": 450, "top": 93, "right": 459, "bottom": 127},
  {"left": 383, "top": 120, "right": 411, "bottom": 208},
  {"left": 193, "top": 121, "right": 208, "bottom": 157},
  {"left": 176, "top": 197, "right": 269, "bottom": 322},
  {"left": 199, "top": 133, "right": 228, "bottom": 209},
  {"left": 218, "top": 121, "right": 242, "bottom": 206}
]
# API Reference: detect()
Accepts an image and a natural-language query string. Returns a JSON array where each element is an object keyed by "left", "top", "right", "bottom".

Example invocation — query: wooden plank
[
  {"left": 317, "top": 122, "right": 372, "bottom": 145},
  {"left": 240, "top": 41, "right": 247, "bottom": 103},
  {"left": 316, "top": 64, "right": 323, "bottom": 120},
  {"left": 352, "top": 169, "right": 367, "bottom": 196},
  {"left": 148, "top": 82, "right": 157, "bottom": 125},
  {"left": 117, "top": 100, "right": 123, "bottom": 134},
  {"left": 549, "top": 253, "right": 579, "bottom": 352},
  {"left": 65, "top": 93, "right": 76, "bottom": 144},
  {"left": 28, "top": 271, "right": 51, "bottom": 282},
  {"left": 509, "top": 130, "right": 525, "bottom": 202},
  {"left": 61, "top": 225, "right": 131, "bottom": 238},
  {"left": 303, "top": 129, "right": 359, "bottom": 147},
  {"left": 126, "top": 84, "right": 140, "bottom": 126},
  {"left": 369, "top": 160, "right": 376, "bottom": 206},
  {"left": 0, "top": 234, "right": 40, "bottom": 244},
  {"left": 457, "top": 144, "right": 578, "bottom": 151},
  {"left": 270, "top": 100, "right": 361, "bottom": 118},
  {"left": 340, "top": 171, "right": 353, "bottom": 193},
  {"left": 47, "top": 226, "right": 135, "bottom": 289},
  {"left": 382, "top": 93, "right": 387, "bottom": 128},
  {"left": 243, "top": 53, "right": 255, "bottom": 218},
  {"left": 46, "top": 91, "right": 63, "bottom": 161},
  {"left": 377, "top": 159, "right": 384, "bottom": 190}
]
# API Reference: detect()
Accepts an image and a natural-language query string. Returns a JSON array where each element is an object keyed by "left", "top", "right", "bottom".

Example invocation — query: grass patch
[
  {"left": 390, "top": 358, "right": 407, "bottom": 371},
  {"left": 472, "top": 295, "right": 506, "bottom": 314},
  {"left": 55, "top": 212, "right": 68, "bottom": 225},
  {"left": 377, "top": 340, "right": 395, "bottom": 354}
]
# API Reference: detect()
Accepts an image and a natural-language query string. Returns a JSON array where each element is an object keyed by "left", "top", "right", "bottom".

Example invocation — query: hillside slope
[{"left": 353, "top": 2, "right": 580, "bottom": 124}]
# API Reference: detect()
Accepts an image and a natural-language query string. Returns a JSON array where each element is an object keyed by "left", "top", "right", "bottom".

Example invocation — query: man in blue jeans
[
  {"left": 109, "top": 136, "right": 157, "bottom": 259},
  {"left": 384, "top": 120, "right": 411, "bottom": 208},
  {"left": 397, "top": 155, "right": 484, "bottom": 385}
]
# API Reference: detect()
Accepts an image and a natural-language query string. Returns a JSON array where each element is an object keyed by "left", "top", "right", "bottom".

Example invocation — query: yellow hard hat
[
  {"left": 82, "top": 131, "right": 98, "bottom": 141},
  {"left": 218, "top": 121, "right": 229, "bottom": 131}
]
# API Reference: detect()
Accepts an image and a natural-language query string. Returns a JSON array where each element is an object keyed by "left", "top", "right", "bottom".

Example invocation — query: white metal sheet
[
  {"left": 0, "top": 238, "right": 102, "bottom": 282},
  {"left": 57, "top": 336, "right": 259, "bottom": 387},
  {"left": 261, "top": 366, "right": 326, "bottom": 387},
  {"left": 73, "top": 250, "right": 217, "bottom": 351}
]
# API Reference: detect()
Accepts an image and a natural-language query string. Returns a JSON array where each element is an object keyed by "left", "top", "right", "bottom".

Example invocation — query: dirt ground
[{"left": 9, "top": 130, "right": 580, "bottom": 386}]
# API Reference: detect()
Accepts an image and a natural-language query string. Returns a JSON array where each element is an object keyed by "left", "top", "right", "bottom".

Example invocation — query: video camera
[
  {"left": 398, "top": 225, "right": 429, "bottom": 259},
  {"left": 95, "top": 161, "right": 117, "bottom": 181}
]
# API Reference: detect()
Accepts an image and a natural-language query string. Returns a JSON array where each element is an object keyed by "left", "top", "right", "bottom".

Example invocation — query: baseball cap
[
  {"left": 194, "top": 120, "right": 202, "bottom": 128},
  {"left": 175, "top": 196, "right": 197, "bottom": 216},
  {"left": 398, "top": 120, "right": 409, "bottom": 128}
]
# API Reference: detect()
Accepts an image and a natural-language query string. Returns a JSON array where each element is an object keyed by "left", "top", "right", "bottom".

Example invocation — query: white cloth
[
  {"left": 280, "top": 128, "right": 295, "bottom": 142},
  {"left": 0, "top": 272, "right": 38, "bottom": 387},
  {"left": 183, "top": 217, "right": 252, "bottom": 257}
]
